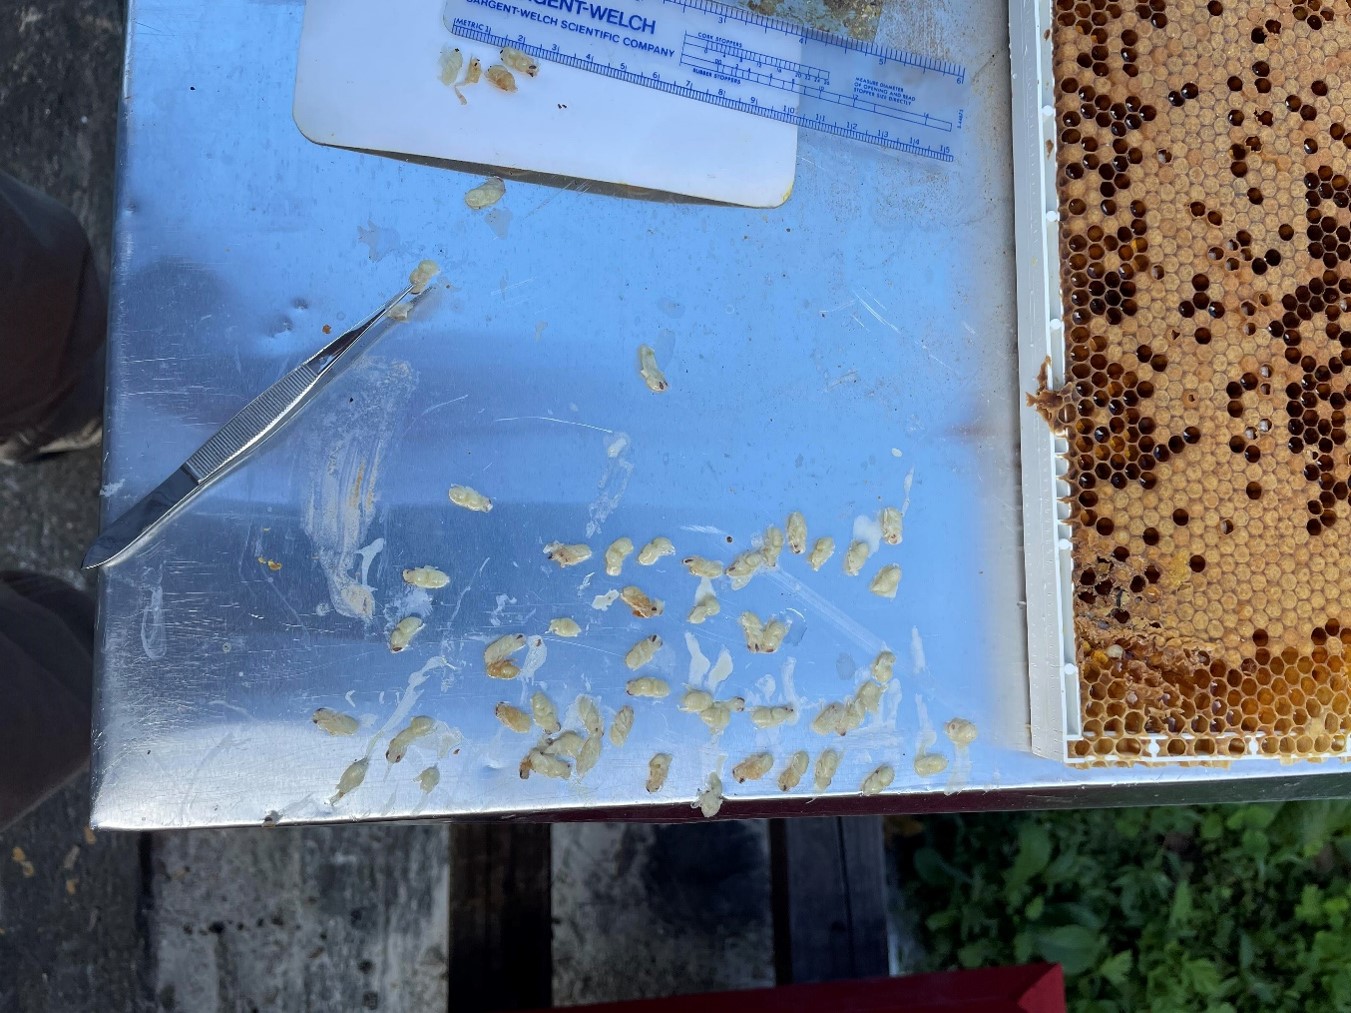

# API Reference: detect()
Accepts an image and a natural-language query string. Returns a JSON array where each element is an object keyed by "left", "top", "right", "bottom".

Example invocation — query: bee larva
[
  {"left": 312, "top": 707, "right": 359, "bottom": 736},
  {"left": 543, "top": 730, "right": 585, "bottom": 758},
  {"left": 732, "top": 752, "right": 774, "bottom": 783},
  {"left": 726, "top": 550, "right": 763, "bottom": 590},
  {"left": 750, "top": 704, "right": 795, "bottom": 729},
  {"left": 494, "top": 702, "right": 532, "bottom": 733},
  {"left": 860, "top": 764, "right": 895, "bottom": 796},
  {"left": 543, "top": 541, "right": 592, "bottom": 567},
  {"left": 855, "top": 680, "right": 884, "bottom": 715},
  {"left": 807, "top": 536, "right": 835, "bottom": 571},
  {"left": 389, "top": 616, "right": 424, "bottom": 653},
  {"left": 699, "top": 700, "right": 733, "bottom": 732},
  {"left": 464, "top": 175, "right": 506, "bottom": 211},
  {"left": 531, "top": 691, "right": 560, "bottom": 733},
  {"left": 522, "top": 749, "right": 570, "bottom": 780},
  {"left": 811, "top": 702, "right": 846, "bottom": 735},
  {"left": 761, "top": 526, "right": 785, "bottom": 568},
  {"left": 610, "top": 705, "right": 634, "bottom": 746},
  {"left": 620, "top": 585, "right": 664, "bottom": 619},
  {"left": 777, "top": 750, "right": 809, "bottom": 791},
  {"left": 682, "top": 555, "right": 724, "bottom": 578},
  {"left": 409, "top": 259, "right": 440, "bottom": 294},
  {"left": 869, "top": 564, "right": 902, "bottom": 599},
  {"left": 739, "top": 612, "right": 788, "bottom": 653},
  {"left": 548, "top": 617, "right": 581, "bottom": 637},
  {"left": 605, "top": 536, "right": 634, "bottom": 576},
  {"left": 484, "top": 633, "right": 527, "bottom": 680},
  {"left": 575, "top": 734, "right": 601, "bottom": 775},
  {"left": 386, "top": 302, "right": 413, "bottom": 323},
  {"left": 880, "top": 506, "right": 903, "bottom": 545},
  {"left": 687, "top": 593, "right": 720, "bottom": 624},
  {"left": 624, "top": 635, "right": 663, "bottom": 671},
  {"left": 499, "top": 45, "right": 539, "bottom": 77},
  {"left": 626, "top": 674, "right": 669, "bottom": 698},
  {"left": 646, "top": 753, "right": 672, "bottom": 792},
  {"left": 636, "top": 344, "right": 668, "bottom": 393},
  {"left": 403, "top": 566, "right": 450, "bottom": 589},
  {"left": 330, "top": 758, "right": 369, "bottom": 804},
  {"left": 813, "top": 749, "right": 841, "bottom": 790},
  {"left": 437, "top": 46, "right": 463, "bottom": 86},
  {"left": 694, "top": 772, "right": 724, "bottom": 817},
  {"left": 914, "top": 752, "right": 949, "bottom": 777},
  {"left": 636, "top": 536, "right": 675, "bottom": 565},
  {"left": 786, "top": 511, "right": 807, "bottom": 555},
  {"left": 726, "top": 697, "right": 746, "bottom": 712},
  {"left": 463, "top": 56, "right": 482, "bottom": 85},
  {"left": 485, "top": 64, "right": 517, "bottom": 92},
  {"left": 843, "top": 540, "right": 871, "bottom": 577},
  {"left": 416, "top": 766, "right": 440, "bottom": 792},
  {"left": 871, "top": 649, "right": 896, "bottom": 683},
  {"left": 679, "top": 688, "right": 714, "bottom": 713},
  {"left": 840, "top": 698, "right": 866, "bottom": 735},
  {"left": 577, "top": 696, "right": 603, "bottom": 738},
  {"left": 448, "top": 484, "right": 493, "bottom": 512},
  {"left": 945, "top": 718, "right": 979, "bottom": 747},
  {"left": 386, "top": 715, "right": 435, "bottom": 763}
]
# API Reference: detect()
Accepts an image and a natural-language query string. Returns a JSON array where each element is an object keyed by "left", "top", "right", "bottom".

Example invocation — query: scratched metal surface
[{"left": 90, "top": 0, "right": 1351, "bottom": 830}]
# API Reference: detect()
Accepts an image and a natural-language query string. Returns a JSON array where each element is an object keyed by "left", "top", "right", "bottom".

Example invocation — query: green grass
[{"left": 893, "top": 801, "right": 1351, "bottom": 1012}]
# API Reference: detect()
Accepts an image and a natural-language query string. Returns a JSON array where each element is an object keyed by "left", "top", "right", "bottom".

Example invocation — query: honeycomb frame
[{"left": 1039, "top": 0, "right": 1351, "bottom": 763}]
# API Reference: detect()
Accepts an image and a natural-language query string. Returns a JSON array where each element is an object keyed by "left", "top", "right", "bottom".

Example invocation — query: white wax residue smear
[
  {"left": 685, "top": 632, "right": 711, "bottom": 686},
  {"left": 852, "top": 514, "right": 883, "bottom": 554},
  {"left": 586, "top": 431, "right": 633, "bottom": 537},
  {"left": 591, "top": 589, "right": 620, "bottom": 610},
  {"left": 519, "top": 636, "right": 548, "bottom": 679},
  {"left": 707, "top": 648, "right": 734, "bottom": 692},
  {"left": 911, "top": 626, "right": 927, "bottom": 674},
  {"left": 141, "top": 584, "right": 166, "bottom": 660}
]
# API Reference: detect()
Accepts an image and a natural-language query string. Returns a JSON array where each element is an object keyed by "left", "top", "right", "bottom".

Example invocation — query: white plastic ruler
[{"left": 445, "top": 0, "right": 968, "bottom": 163}]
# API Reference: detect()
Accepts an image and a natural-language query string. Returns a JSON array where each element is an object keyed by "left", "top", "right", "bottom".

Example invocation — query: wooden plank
[
  {"left": 769, "top": 816, "right": 889, "bottom": 985},
  {"left": 146, "top": 824, "right": 449, "bottom": 1012},
  {"left": 449, "top": 822, "right": 552, "bottom": 1011}
]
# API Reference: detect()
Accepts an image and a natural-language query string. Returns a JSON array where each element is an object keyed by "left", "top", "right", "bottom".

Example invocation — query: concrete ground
[{"left": 0, "top": 4, "right": 788, "bottom": 1010}]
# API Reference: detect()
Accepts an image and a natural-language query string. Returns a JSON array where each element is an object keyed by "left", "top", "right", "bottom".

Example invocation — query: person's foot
[{"left": 0, "top": 349, "right": 104, "bottom": 465}]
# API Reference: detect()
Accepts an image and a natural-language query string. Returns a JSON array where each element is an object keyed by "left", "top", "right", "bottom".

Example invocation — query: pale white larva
[
  {"left": 543, "top": 730, "right": 585, "bottom": 759},
  {"left": 495, "top": 702, "right": 532, "bottom": 733},
  {"left": 687, "top": 594, "right": 720, "bottom": 624},
  {"left": 637, "top": 345, "right": 668, "bottom": 393},
  {"left": 636, "top": 536, "right": 675, "bottom": 565},
  {"left": 620, "top": 585, "right": 664, "bottom": 619},
  {"left": 531, "top": 691, "right": 560, "bottom": 733},
  {"left": 699, "top": 701, "right": 733, "bottom": 733},
  {"left": 625, "top": 675, "right": 670, "bottom": 698},
  {"left": 330, "top": 758, "right": 369, "bottom": 804},
  {"left": 484, "top": 64, "right": 517, "bottom": 92},
  {"left": 575, "top": 734, "right": 601, "bottom": 776},
  {"left": 448, "top": 484, "right": 493, "bottom": 512},
  {"left": 807, "top": 536, "right": 835, "bottom": 571},
  {"left": 880, "top": 506, "right": 903, "bottom": 545},
  {"left": 646, "top": 753, "right": 672, "bottom": 792},
  {"left": 543, "top": 541, "right": 592, "bottom": 567},
  {"left": 624, "top": 635, "right": 663, "bottom": 671},
  {"left": 750, "top": 705, "right": 795, "bottom": 729},
  {"left": 409, "top": 259, "right": 441, "bottom": 293},
  {"left": 386, "top": 715, "right": 435, "bottom": 763},
  {"left": 786, "top": 511, "right": 807, "bottom": 555},
  {"left": 813, "top": 749, "right": 840, "bottom": 790},
  {"left": 843, "top": 540, "right": 871, "bottom": 577},
  {"left": 732, "top": 752, "right": 774, "bottom": 783},
  {"left": 761, "top": 526, "right": 785, "bottom": 568},
  {"left": 871, "top": 649, "right": 896, "bottom": 683},
  {"left": 777, "top": 750, "right": 809, "bottom": 791},
  {"left": 854, "top": 680, "right": 884, "bottom": 715},
  {"left": 945, "top": 718, "right": 979, "bottom": 747},
  {"left": 679, "top": 688, "right": 715, "bottom": 713},
  {"left": 694, "top": 772, "right": 724, "bottom": 817},
  {"left": 389, "top": 616, "right": 424, "bottom": 653},
  {"left": 577, "top": 696, "right": 604, "bottom": 739},
  {"left": 860, "top": 764, "right": 895, "bottom": 796},
  {"left": 548, "top": 617, "right": 581, "bottom": 637},
  {"left": 605, "top": 537, "right": 634, "bottom": 576},
  {"left": 499, "top": 45, "right": 539, "bottom": 76},
  {"left": 869, "top": 564, "right": 901, "bottom": 599},
  {"left": 484, "top": 632, "right": 527, "bottom": 680},
  {"left": 416, "top": 766, "right": 440, "bottom": 792},
  {"left": 609, "top": 705, "right": 634, "bottom": 746},
  {"left": 726, "top": 550, "right": 763, "bottom": 590},
  {"left": 914, "top": 753, "right": 949, "bottom": 777},
  {"left": 438, "top": 47, "right": 464, "bottom": 86},
  {"left": 312, "top": 707, "right": 359, "bottom": 736},
  {"left": 810, "top": 702, "right": 846, "bottom": 736},
  {"left": 682, "top": 555, "right": 724, "bottom": 578},
  {"left": 403, "top": 566, "right": 450, "bottom": 589},
  {"left": 524, "top": 749, "right": 570, "bottom": 779}
]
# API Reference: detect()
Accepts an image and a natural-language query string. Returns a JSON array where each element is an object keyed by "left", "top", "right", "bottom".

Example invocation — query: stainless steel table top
[{"left": 92, "top": 0, "right": 1351, "bottom": 829}]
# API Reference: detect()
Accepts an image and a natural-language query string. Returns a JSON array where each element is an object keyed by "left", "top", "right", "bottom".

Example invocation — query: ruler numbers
[{"left": 448, "top": 0, "right": 968, "bottom": 162}]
